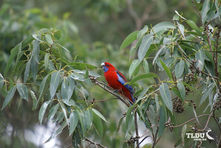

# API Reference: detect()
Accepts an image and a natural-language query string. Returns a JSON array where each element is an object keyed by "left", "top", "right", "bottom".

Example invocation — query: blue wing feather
[{"left": 116, "top": 71, "right": 134, "bottom": 94}]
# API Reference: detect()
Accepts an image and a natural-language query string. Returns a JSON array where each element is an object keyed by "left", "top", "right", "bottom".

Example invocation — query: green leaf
[
  {"left": 24, "top": 60, "right": 31, "bottom": 82},
  {"left": 0, "top": 73, "right": 4, "bottom": 89},
  {"left": 200, "top": 83, "right": 215, "bottom": 105},
  {"left": 158, "top": 106, "right": 166, "bottom": 137},
  {"left": 129, "top": 73, "right": 158, "bottom": 84},
  {"left": 79, "top": 109, "right": 92, "bottom": 134},
  {"left": 153, "top": 46, "right": 165, "bottom": 64},
  {"left": 186, "top": 20, "right": 201, "bottom": 34},
  {"left": 39, "top": 100, "right": 51, "bottom": 124},
  {"left": 120, "top": 31, "right": 138, "bottom": 50},
  {"left": 30, "top": 90, "right": 38, "bottom": 110},
  {"left": 196, "top": 50, "right": 205, "bottom": 71},
  {"left": 177, "top": 22, "right": 185, "bottom": 38},
  {"left": 117, "top": 117, "right": 124, "bottom": 132},
  {"left": 143, "top": 59, "right": 149, "bottom": 73},
  {"left": 48, "top": 104, "right": 59, "bottom": 120},
  {"left": 50, "top": 71, "right": 61, "bottom": 99},
  {"left": 92, "top": 108, "right": 107, "bottom": 122},
  {"left": 39, "top": 75, "right": 49, "bottom": 100},
  {"left": 16, "top": 83, "right": 29, "bottom": 101},
  {"left": 175, "top": 60, "right": 185, "bottom": 78},
  {"left": 152, "top": 21, "right": 175, "bottom": 33},
  {"left": 59, "top": 101, "right": 69, "bottom": 125},
  {"left": 44, "top": 53, "right": 50, "bottom": 69},
  {"left": 138, "top": 25, "right": 148, "bottom": 39},
  {"left": 68, "top": 62, "right": 97, "bottom": 70},
  {"left": 93, "top": 111, "right": 103, "bottom": 136},
  {"left": 160, "top": 60, "right": 173, "bottom": 80},
  {"left": 4, "top": 43, "right": 21, "bottom": 74},
  {"left": 2, "top": 86, "right": 16, "bottom": 110},
  {"left": 61, "top": 77, "right": 75, "bottom": 101},
  {"left": 128, "top": 59, "right": 141, "bottom": 79},
  {"left": 159, "top": 83, "right": 173, "bottom": 112},
  {"left": 138, "top": 34, "right": 153, "bottom": 61},
  {"left": 69, "top": 111, "right": 79, "bottom": 136},
  {"left": 177, "top": 81, "right": 186, "bottom": 100},
  {"left": 125, "top": 105, "right": 135, "bottom": 130},
  {"left": 201, "top": 0, "right": 210, "bottom": 24},
  {"left": 72, "top": 128, "right": 82, "bottom": 148},
  {"left": 45, "top": 34, "right": 53, "bottom": 45},
  {"left": 30, "top": 40, "right": 40, "bottom": 80}
]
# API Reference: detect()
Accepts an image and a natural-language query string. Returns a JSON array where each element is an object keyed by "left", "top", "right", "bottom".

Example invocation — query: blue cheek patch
[{"left": 103, "top": 66, "right": 109, "bottom": 72}]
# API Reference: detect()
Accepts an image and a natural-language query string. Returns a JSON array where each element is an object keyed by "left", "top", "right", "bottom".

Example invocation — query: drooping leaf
[
  {"left": 59, "top": 101, "right": 69, "bottom": 125},
  {"left": 24, "top": 60, "right": 31, "bottom": 82},
  {"left": 159, "top": 83, "right": 173, "bottom": 112},
  {"left": 69, "top": 111, "right": 79, "bottom": 136},
  {"left": 2, "top": 86, "right": 16, "bottom": 110},
  {"left": 201, "top": 0, "right": 210, "bottom": 24},
  {"left": 153, "top": 46, "right": 165, "bottom": 64},
  {"left": 152, "top": 21, "right": 175, "bottom": 33},
  {"left": 177, "top": 22, "right": 185, "bottom": 38},
  {"left": 158, "top": 106, "right": 166, "bottom": 137},
  {"left": 143, "top": 59, "right": 149, "bottom": 73},
  {"left": 38, "top": 75, "right": 49, "bottom": 101},
  {"left": 30, "top": 90, "right": 38, "bottom": 110},
  {"left": 177, "top": 81, "right": 186, "bottom": 100},
  {"left": 160, "top": 60, "right": 173, "bottom": 80},
  {"left": 125, "top": 105, "right": 135, "bottom": 130},
  {"left": 0, "top": 73, "right": 4, "bottom": 89},
  {"left": 48, "top": 104, "right": 59, "bottom": 120},
  {"left": 39, "top": 100, "right": 51, "bottom": 124},
  {"left": 92, "top": 111, "right": 103, "bottom": 136},
  {"left": 31, "top": 40, "right": 40, "bottom": 80},
  {"left": 61, "top": 77, "right": 75, "bottom": 101},
  {"left": 44, "top": 53, "right": 50, "bottom": 69},
  {"left": 50, "top": 71, "right": 61, "bottom": 99},
  {"left": 175, "top": 60, "right": 185, "bottom": 78},
  {"left": 45, "top": 34, "right": 53, "bottom": 45},
  {"left": 200, "top": 83, "right": 215, "bottom": 105},
  {"left": 120, "top": 31, "right": 138, "bottom": 50},
  {"left": 138, "top": 34, "right": 153, "bottom": 61},
  {"left": 16, "top": 83, "right": 29, "bottom": 101},
  {"left": 92, "top": 108, "right": 107, "bottom": 122},
  {"left": 196, "top": 50, "right": 205, "bottom": 71},
  {"left": 128, "top": 59, "right": 141, "bottom": 79},
  {"left": 186, "top": 20, "right": 201, "bottom": 34}
]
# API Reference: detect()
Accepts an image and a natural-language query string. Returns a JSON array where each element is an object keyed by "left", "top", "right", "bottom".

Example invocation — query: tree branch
[
  {"left": 89, "top": 75, "right": 130, "bottom": 107},
  {"left": 166, "top": 114, "right": 210, "bottom": 128},
  {"left": 134, "top": 111, "right": 139, "bottom": 148},
  {"left": 85, "top": 138, "right": 107, "bottom": 148}
]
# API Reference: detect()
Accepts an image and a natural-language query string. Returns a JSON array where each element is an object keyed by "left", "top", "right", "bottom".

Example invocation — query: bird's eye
[{"left": 106, "top": 64, "right": 110, "bottom": 67}]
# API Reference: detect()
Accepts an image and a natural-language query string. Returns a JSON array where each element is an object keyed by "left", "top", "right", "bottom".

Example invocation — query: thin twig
[
  {"left": 202, "top": 111, "right": 213, "bottom": 131},
  {"left": 134, "top": 111, "right": 139, "bottom": 148},
  {"left": 167, "top": 114, "right": 210, "bottom": 128},
  {"left": 85, "top": 138, "right": 107, "bottom": 148},
  {"left": 89, "top": 76, "right": 130, "bottom": 107}
]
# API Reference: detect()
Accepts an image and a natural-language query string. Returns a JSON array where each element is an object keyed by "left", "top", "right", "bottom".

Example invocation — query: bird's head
[{"left": 101, "top": 62, "right": 115, "bottom": 72}]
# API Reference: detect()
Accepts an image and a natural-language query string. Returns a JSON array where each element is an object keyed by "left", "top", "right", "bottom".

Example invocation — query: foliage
[{"left": 1, "top": 0, "right": 221, "bottom": 148}]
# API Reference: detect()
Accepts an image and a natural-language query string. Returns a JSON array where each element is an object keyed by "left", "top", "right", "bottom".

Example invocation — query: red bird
[{"left": 101, "top": 62, "right": 135, "bottom": 104}]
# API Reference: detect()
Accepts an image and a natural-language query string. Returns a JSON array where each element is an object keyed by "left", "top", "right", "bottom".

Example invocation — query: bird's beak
[
  {"left": 101, "top": 63, "right": 105, "bottom": 70},
  {"left": 101, "top": 62, "right": 105, "bottom": 69}
]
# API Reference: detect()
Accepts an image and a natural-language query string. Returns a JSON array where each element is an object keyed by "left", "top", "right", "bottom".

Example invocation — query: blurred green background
[{"left": 0, "top": 0, "right": 208, "bottom": 148}]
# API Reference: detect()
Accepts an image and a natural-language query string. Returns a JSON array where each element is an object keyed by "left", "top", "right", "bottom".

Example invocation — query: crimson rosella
[{"left": 101, "top": 62, "right": 135, "bottom": 104}]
